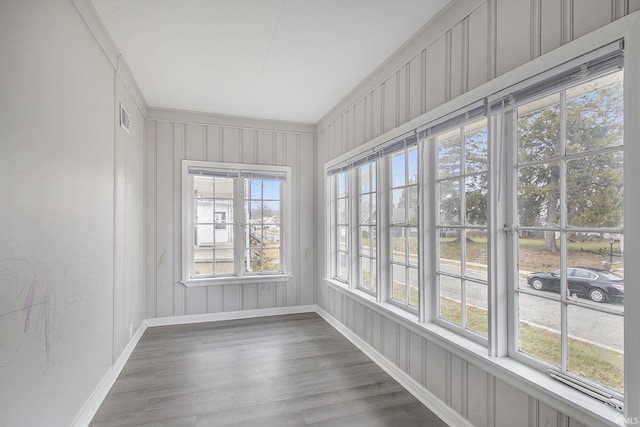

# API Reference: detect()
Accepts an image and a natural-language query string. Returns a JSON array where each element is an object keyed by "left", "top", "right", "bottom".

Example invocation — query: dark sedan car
[{"left": 527, "top": 267, "right": 624, "bottom": 303}]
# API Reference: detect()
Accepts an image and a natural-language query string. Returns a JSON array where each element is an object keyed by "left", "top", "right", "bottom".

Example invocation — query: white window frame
[{"left": 181, "top": 160, "right": 292, "bottom": 287}]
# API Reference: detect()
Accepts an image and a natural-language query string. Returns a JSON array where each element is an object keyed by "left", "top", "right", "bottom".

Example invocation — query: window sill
[
  {"left": 323, "top": 278, "right": 624, "bottom": 427},
  {"left": 182, "top": 274, "right": 292, "bottom": 287}
]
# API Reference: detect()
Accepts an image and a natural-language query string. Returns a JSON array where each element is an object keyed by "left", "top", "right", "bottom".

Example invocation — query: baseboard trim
[
  {"left": 71, "top": 321, "right": 147, "bottom": 427},
  {"left": 316, "top": 307, "right": 473, "bottom": 427},
  {"left": 145, "top": 305, "right": 317, "bottom": 328}
]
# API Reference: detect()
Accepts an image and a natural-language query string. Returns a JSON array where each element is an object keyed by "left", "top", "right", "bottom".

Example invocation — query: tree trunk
[{"left": 544, "top": 191, "right": 559, "bottom": 252}]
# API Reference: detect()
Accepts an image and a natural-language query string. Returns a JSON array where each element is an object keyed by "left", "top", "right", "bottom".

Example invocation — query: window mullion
[
  {"left": 350, "top": 170, "right": 359, "bottom": 289},
  {"left": 378, "top": 157, "right": 390, "bottom": 304},
  {"left": 559, "top": 90, "right": 569, "bottom": 373},
  {"left": 235, "top": 176, "right": 245, "bottom": 277}
]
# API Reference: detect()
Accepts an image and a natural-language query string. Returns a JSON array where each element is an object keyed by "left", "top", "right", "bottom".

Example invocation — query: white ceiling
[{"left": 92, "top": 0, "right": 451, "bottom": 124}]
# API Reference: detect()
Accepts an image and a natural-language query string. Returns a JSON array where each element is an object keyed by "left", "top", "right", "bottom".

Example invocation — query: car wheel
[
  {"left": 531, "top": 278, "right": 545, "bottom": 291},
  {"left": 588, "top": 288, "right": 607, "bottom": 303}
]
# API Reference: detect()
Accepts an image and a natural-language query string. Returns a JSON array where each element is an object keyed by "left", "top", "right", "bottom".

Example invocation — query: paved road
[{"left": 439, "top": 265, "right": 624, "bottom": 351}]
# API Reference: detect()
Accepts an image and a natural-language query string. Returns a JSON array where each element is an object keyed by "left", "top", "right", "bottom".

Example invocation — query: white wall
[
  {"left": 145, "top": 109, "right": 315, "bottom": 318},
  {"left": 0, "top": 0, "right": 146, "bottom": 425},
  {"left": 316, "top": 1, "right": 640, "bottom": 426}
]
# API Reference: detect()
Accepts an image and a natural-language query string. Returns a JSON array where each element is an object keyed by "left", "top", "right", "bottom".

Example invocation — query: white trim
[
  {"left": 144, "top": 305, "right": 316, "bottom": 328},
  {"left": 315, "top": 307, "right": 473, "bottom": 427},
  {"left": 181, "top": 274, "right": 293, "bottom": 287},
  {"left": 71, "top": 322, "right": 147, "bottom": 427}
]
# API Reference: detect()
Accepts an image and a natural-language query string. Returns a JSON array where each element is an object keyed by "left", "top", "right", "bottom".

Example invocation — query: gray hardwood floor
[{"left": 91, "top": 313, "right": 447, "bottom": 426}]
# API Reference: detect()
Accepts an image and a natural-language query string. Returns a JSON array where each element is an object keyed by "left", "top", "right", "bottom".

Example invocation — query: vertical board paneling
[
  {"left": 275, "top": 282, "right": 286, "bottom": 307},
  {"left": 299, "top": 133, "right": 315, "bottom": 305},
  {"left": 173, "top": 123, "right": 185, "bottom": 316},
  {"left": 242, "top": 129, "right": 256, "bottom": 164},
  {"left": 285, "top": 134, "right": 300, "bottom": 306},
  {"left": 631, "top": 0, "right": 640, "bottom": 13},
  {"left": 538, "top": 401, "right": 559, "bottom": 427},
  {"left": 207, "top": 286, "right": 222, "bottom": 313},
  {"left": 450, "top": 21, "right": 466, "bottom": 99},
  {"left": 346, "top": 108, "right": 355, "bottom": 151},
  {"left": 355, "top": 98, "right": 366, "bottom": 147},
  {"left": 408, "top": 331, "right": 423, "bottom": 384},
  {"left": 257, "top": 130, "right": 274, "bottom": 164},
  {"left": 258, "top": 283, "right": 275, "bottom": 309},
  {"left": 468, "top": 3, "right": 489, "bottom": 90},
  {"left": 222, "top": 127, "right": 242, "bottom": 163},
  {"left": 184, "top": 123, "right": 206, "bottom": 315},
  {"left": 371, "top": 311, "right": 383, "bottom": 352},
  {"left": 155, "top": 121, "right": 173, "bottom": 318},
  {"left": 467, "top": 363, "right": 489, "bottom": 427},
  {"left": 397, "top": 326, "right": 408, "bottom": 372},
  {"left": 573, "top": 0, "right": 614, "bottom": 39},
  {"left": 242, "top": 283, "right": 257, "bottom": 310},
  {"left": 355, "top": 302, "right": 365, "bottom": 338},
  {"left": 568, "top": 419, "right": 587, "bottom": 427},
  {"left": 425, "top": 35, "right": 447, "bottom": 112},
  {"left": 383, "top": 76, "right": 397, "bottom": 133},
  {"left": 382, "top": 318, "right": 397, "bottom": 364},
  {"left": 495, "top": 379, "right": 529, "bottom": 427},
  {"left": 496, "top": 0, "right": 532, "bottom": 76},
  {"left": 223, "top": 285, "right": 241, "bottom": 312},
  {"left": 425, "top": 342, "right": 448, "bottom": 402},
  {"left": 145, "top": 120, "right": 156, "bottom": 318},
  {"left": 450, "top": 355, "right": 465, "bottom": 415},
  {"left": 409, "top": 55, "right": 423, "bottom": 120},
  {"left": 372, "top": 85, "right": 383, "bottom": 139},
  {"left": 397, "top": 67, "right": 408, "bottom": 126},
  {"left": 275, "top": 132, "right": 286, "bottom": 166},
  {"left": 206, "top": 125, "right": 222, "bottom": 161},
  {"left": 541, "top": 0, "right": 563, "bottom": 55}
]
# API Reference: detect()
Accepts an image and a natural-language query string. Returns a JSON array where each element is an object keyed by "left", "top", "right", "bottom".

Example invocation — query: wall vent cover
[{"left": 120, "top": 103, "right": 130, "bottom": 134}]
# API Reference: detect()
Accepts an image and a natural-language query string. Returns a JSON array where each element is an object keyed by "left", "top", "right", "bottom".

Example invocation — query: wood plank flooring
[{"left": 91, "top": 313, "right": 447, "bottom": 426}]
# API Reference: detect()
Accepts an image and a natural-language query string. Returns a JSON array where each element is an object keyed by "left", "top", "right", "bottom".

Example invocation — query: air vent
[{"left": 120, "top": 102, "right": 130, "bottom": 134}]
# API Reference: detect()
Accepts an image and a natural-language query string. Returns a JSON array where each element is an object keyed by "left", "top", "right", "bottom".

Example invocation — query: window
[
  {"left": 182, "top": 161, "right": 291, "bottom": 285},
  {"left": 334, "top": 171, "right": 349, "bottom": 282},
  {"left": 389, "top": 146, "right": 419, "bottom": 309},
  {"left": 324, "top": 38, "right": 628, "bottom": 408},
  {"left": 512, "top": 69, "right": 624, "bottom": 396},
  {"left": 357, "top": 161, "right": 377, "bottom": 293},
  {"left": 435, "top": 117, "right": 489, "bottom": 337}
]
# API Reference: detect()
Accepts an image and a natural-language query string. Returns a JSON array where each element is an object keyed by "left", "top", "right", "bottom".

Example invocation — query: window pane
[
  {"left": 518, "top": 293, "right": 561, "bottom": 368},
  {"left": 392, "top": 264, "right": 407, "bottom": 303},
  {"left": 565, "top": 72, "right": 623, "bottom": 155},
  {"left": 247, "top": 201, "right": 263, "bottom": 224},
  {"left": 465, "top": 120, "right": 488, "bottom": 173},
  {"left": 438, "top": 131, "right": 461, "bottom": 178},
  {"left": 466, "top": 229, "right": 488, "bottom": 282},
  {"left": 518, "top": 163, "right": 560, "bottom": 227},
  {"left": 338, "top": 173, "right": 347, "bottom": 197},
  {"left": 247, "top": 249, "right": 262, "bottom": 272},
  {"left": 391, "top": 152, "right": 406, "bottom": 188},
  {"left": 409, "top": 267, "right": 418, "bottom": 308},
  {"left": 193, "top": 249, "right": 213, "bottom": 276},
  {"left": 466, "top": 280, "right": 488, "bottom": 337},
  {"left": 439, "top": 229, "right": 461, "bottom": 276},
  {"left": 391, "top": 189, "right": 406, "bottom": 224},
  {"left": 371, "top": 162, "right": 377, "bottom": 191},
  {"left": 195, "top": 224, "right": 214, "bottom": 247},
  {"left": 392, "top": 227, "right": 406, "bottom": 262},
  {"left": 215, "top": 177, "right": 233, "bottom": 198},
  {"left": 337, "top": 226, "right": 348, "bottom": 251},
  {"left": 440, "top": 276, "right": 461, "bottom": 326},
  {"left": 566, "top": 152, "right": 623, "bottom": 228},
  {"left": 371, "top": 227, "right": 377, "bottom": 258},
  {"left": 194, "top": 176, "right": 214, "bottom": 198},
  {"left": 338, "top": 199, "right": 348, "bottom": 224},
  {"left": 519, "top": 236, "right": 561, "bottom": 292},
  {"left": 214, "top": 247, "right": 234, "bottom": 274},
  {"left": 248, "top": 179, "right": 262, "bottom": 199},
  {"left": 196, "top": 200, "right": 214, "bottom": 224},
  {"left": 465, "top": 174, "right": 487, "bottom": 226},
  {"left": 439, "top": 179, "right": 461, "bottom": 225},
  {"left": 263, "top": 180, "right": 280, "bottom": 200},
  {"left": 263, "top": 200, "right": 280, "bottom": 224},
  {"left": 371, "top": 260, "right": 377, "bottom": 292},
  {"left": 263, "top": 247, "right": 281, "bottom": 272},
  {"left": 517, "top": 93, "right": 561, "bottom": 163},
  {"left": 360, "top": 164, "right": 370, "bottom": 193},
  {"left": 338, "top": 252, "right": 348, "bottom": 279},
  {"left": 360, "top": 257, "right": 371, "bottom": 290},
  {"left": 216, "top": 224, "right": 234, "bottom": 246},
  {"left": 359, "top": 226, "right": 372, "bottom": 256},
  {"left": 408, "top": 227, "right": 418, "bottom": 267},
  {"left": 408, "top": 186, "right": 418, "bottom": 226},
  {"left": 360, "top": 195, "right": 372, "bottom": 224},
  {"left": 567, "top": 305, "right": 623, "bottom": 393},
  {"left": 408, "top": 147, "right": 418, "bottom": 183}
]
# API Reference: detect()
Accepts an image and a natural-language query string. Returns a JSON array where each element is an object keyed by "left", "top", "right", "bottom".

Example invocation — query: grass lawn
[{"left": 440, "top": 297, "right": 623, "bottom": 393}]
